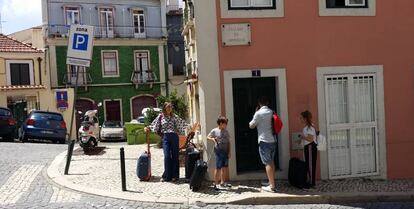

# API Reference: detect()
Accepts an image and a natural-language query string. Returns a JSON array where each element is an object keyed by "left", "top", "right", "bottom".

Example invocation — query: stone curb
[{"left": 47, "top": 150, "right": 414, "bottom": 205}]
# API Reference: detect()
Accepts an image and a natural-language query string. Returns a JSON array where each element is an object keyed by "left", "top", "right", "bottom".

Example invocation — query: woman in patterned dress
[{"left": 144, "top": 102, "right": 197, "bottom": 182}]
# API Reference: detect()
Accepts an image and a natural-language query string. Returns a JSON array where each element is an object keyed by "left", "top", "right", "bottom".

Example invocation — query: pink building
[{"left": 183, "top": 0, "right": 413, "bottom": 181}]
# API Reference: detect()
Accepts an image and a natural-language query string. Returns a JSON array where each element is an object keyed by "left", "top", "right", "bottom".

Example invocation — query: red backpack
[{"left": 272, "top": 112, "right": 283, "bottom": 134}]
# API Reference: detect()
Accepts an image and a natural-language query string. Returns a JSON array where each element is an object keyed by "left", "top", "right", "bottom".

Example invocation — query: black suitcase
[
  {"left": 288, "top": 157, "right": 308, "bottom": 189},
  {"left": 185, "top": 147, "right": 200, "bottom": 179},
  {"left": 189, "top": 159, "right": 208, "bottom": 192},
  {"left": 137, "top": 132, "right": 151, "bottom": 181}
]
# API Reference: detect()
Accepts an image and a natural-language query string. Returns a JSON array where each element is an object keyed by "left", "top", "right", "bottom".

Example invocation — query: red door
[{"left": 105, "top": 100, "right": 121, "bottom": 121}]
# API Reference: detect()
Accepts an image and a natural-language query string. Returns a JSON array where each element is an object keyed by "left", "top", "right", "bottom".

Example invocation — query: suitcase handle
[{"left": 146, "top": 132, "right": 150, "bottom": 155}]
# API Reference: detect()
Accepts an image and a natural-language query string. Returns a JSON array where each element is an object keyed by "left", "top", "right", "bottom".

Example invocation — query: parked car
[
  {"left": 20, "top": 111, "right": 67, "bottom": 144},
  {"left": 0, "top": 107, "right": 17, "bottom": 142},
  {"left": 137, "top": 116, "right": 145, "bottom": 124},
  {"left": 100, "top": 121, "right": 125, "bottom": 141}
]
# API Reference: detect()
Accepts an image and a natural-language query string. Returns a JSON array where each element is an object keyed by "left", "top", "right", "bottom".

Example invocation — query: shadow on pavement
[{"left": 73, "top": 146, "right": 106, "bottom": 156}]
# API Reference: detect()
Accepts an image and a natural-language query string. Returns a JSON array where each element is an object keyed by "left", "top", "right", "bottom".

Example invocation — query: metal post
[
  {"left": 64, "top": 65, "right": 80, "bottom": 175},
  {"left": 64, "top": 140, "right": 75, "bottom": 175},
  {"left": 120, "top": 147, "right": 127, "bottom": 191}
]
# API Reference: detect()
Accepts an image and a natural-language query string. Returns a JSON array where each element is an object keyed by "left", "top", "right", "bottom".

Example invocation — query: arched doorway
[{"left": 131, "top": 95, "right": 156, "bottom": 120}]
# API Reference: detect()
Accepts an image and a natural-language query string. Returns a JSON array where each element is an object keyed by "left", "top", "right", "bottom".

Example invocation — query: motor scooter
[{"left": 78, "top": 107, "right": 100, "bottom": 150}]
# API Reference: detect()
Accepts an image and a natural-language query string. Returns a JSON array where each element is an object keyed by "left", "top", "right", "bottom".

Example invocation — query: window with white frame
[
  {"left": 132, "top": 10, "right": 145, "bottom": 36},
  {"left": 64, "top": 7, "right": 80, "bottom": 25},
  {"left": 99, "top": 8, "right": 114, "bottom": 38},
  {"left": 229, "top": 0, "right": 275, "bottom": 9},
  {"left": 6, "top": 60, "right": 33, "bottom": 86},
  {"left": 326, "top": 0, "right": 367, "bottom": 8},
  {"left": 134, "top": 51, "right": 150, "bottom": 82},
  {"left": 102, "top": 51, "right": 119, "bottom": 77},
  {"left": 319, "top": 0, "right": 374, "bottom": 16}
]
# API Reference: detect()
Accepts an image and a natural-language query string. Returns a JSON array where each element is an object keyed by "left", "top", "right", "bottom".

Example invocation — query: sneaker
[
  {"left": 261, "top": 181, "right": 270, "bottom": 186},
  {"left": 213, "top": 185, "right": 220, "bottom": 191},
  {"left": 221, "top": 182, "right": 232, "bottom": 188},
  {"left": 261, "top": 185, "right": 276, "bottom": 193}
]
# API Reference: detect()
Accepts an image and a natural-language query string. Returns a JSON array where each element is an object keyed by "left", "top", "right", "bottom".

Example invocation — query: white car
[{"left": 100, "top": 121, "right": 125, "bottom": 141}]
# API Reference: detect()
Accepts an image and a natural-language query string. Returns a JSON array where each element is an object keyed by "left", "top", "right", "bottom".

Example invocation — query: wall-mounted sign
[
  {"left": 56, "top": 91, "right": 68, "bottom": 111},
  {"left": 222, "top": 23, "right": 251, "bottom": 46}
]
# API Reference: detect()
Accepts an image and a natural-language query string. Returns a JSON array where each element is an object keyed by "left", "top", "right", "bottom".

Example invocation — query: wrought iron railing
[
  {"left": 130, "top": 70, "right": 158, "bottom": 84},
  {"left": 62, "top": 72, "right": 93, "bottom": 86},
  {"left": 47, "top": 25, "right": 163, "bottom": 39}
]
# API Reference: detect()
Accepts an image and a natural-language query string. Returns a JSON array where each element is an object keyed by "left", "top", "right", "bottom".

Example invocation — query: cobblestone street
[{"left": 0, "top": 141, "right": 413, "bottom": 209}]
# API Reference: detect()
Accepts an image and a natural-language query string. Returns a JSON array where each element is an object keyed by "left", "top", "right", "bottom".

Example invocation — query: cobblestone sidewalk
[{"left": 48, "top": 144, "right": 414, "bottom": 204}]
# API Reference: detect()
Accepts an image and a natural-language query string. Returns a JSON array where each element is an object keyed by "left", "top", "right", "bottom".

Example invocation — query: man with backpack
[{"left": 249, "top": 96, "right": 277, "bottom": 192}]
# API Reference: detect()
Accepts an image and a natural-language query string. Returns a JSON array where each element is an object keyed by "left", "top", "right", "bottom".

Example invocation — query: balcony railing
[
  {"left": 130, "top": 70, "right": 158, "bottom": 84},
  {"left": 47, "top": 25, "right": 163, "bottom": 39},
  {"left": 63, "top": 72, "right": 92, "bottom": 86}
]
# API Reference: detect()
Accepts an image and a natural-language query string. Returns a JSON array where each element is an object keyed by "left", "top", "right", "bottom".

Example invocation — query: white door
[
  {"left": 133, "top": 10, "right": 145, "bottom": 38},
  {"left": 325, "top": 74, "right": 379, "bottom": 179},
  {"left": 100, "top": 9, "right": 114, "bottom": 38}
]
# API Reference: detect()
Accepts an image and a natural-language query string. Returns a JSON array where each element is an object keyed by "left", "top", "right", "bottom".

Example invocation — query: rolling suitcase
[
  {"left": 185, "top": 147, "right": 200, "bottom": 179},
  {"left": 288, "top": 157, "right": 308, "bottom": 189},
  {"left": 137, "top": 132, "right": 151, "bottom": 181},
  {"left": 189, "top": 159, "right": 208, "bottom": 192}
]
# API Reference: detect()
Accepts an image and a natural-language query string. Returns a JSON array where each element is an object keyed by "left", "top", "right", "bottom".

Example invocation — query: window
[
  {"left": 64, "top": 7, "right": 80, "bottom": 25},
  {"left": 101, "top": 51, "right": 119, "bottom": 77},
  {"left": 229, "top": 0, "right": 275, "bottom": 9},
  {"left": 132, "top": 10, "right": 145, "bottom": 37},
  {"left": 6, "top": 60, "right": 34, "bottom": 86},
  {"left": 326, "top": 0, "right": 367, "bottom": 8},
  {"left": 10, "top": 64, "right": 30, "bottom": 85},
  {"left": 133, "top": 51, "right": 151, "bottom": 82},
  {"left": 99, "top": 8, "right": 114, "bottom": 38},
  {"left": 221, "top": 0, "right": 284, "bottom": 19},
  {"left": 319, "top": 0, "right": 374, "bottom": 16}
]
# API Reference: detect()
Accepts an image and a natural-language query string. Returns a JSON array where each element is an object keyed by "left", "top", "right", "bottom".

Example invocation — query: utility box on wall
[{"left": 292, "top": 132, "right": 303, "bottom": 150}]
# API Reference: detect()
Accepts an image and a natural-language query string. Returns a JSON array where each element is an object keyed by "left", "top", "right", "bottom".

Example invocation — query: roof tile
[{"left": 0, "top": 34, "right": 43, "bottom": 53}]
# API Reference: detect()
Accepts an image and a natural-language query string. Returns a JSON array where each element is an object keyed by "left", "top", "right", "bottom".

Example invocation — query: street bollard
[
  {"left": 64, "top": 140, "right": 75, "bottom": 175},
  {"left": 120, "top": 147, "right": 127, "bottom": 191}
]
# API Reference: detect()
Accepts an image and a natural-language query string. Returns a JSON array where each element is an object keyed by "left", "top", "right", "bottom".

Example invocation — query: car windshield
[
  {"left": 33, "top": 112, "right": 63, "bottom": 121},
  {"left": 0, "top": 109, "right": 11, "bottom": 116},
  {"left": 103, "top": 121, "right": 122, "bottom": 128}
]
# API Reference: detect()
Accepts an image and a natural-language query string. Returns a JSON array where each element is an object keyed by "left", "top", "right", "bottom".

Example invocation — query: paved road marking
[
  {"left": 0, "top": 164, "right": 44, "bottom": 205},
  {"left": 49, "top": 186, "right": 81, "bottom": 203}
]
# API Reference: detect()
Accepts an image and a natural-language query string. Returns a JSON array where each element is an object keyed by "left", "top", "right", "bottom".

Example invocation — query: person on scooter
[{"left": 144, "top": 102, "right": 199, "bottom": 182}]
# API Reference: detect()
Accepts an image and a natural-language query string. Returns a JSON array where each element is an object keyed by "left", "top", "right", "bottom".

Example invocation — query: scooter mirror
[
  {"left": 97, "top": 102, "right": 103, "bottom": 107},
  {"left": 78, "top": 111, "right": 83, "bottom": 114}
]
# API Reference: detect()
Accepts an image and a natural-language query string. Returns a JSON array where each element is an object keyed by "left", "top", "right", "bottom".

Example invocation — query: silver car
[{"left": 100, "top": 121, "right": 125, "bottom": 141}]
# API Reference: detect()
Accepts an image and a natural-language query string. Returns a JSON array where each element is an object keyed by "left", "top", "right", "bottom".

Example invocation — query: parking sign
[{"left": 67, "top": 25, "right": 94, "bottom": 67}]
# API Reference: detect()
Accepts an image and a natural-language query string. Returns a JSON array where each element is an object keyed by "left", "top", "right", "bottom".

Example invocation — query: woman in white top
[{"left": 300, "top": 110, "right": 317, "bottom": 187}]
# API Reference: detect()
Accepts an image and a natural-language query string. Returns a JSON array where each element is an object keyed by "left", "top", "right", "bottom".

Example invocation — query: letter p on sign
[{"left": 73, "top": 33, "right": 89, "bottom": 51}]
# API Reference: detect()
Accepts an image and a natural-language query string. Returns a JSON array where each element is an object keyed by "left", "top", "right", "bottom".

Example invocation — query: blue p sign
[{"left": 73, "top": 33, "right": 88, "bottom": 51}]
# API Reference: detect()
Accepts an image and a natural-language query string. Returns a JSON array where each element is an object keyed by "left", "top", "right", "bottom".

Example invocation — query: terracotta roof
[
  {"left": 0, "top": 34, "right": 43, "bottom": 53},
  {"left": 0, "top": 85, "right": 46, "bottom": 91}
]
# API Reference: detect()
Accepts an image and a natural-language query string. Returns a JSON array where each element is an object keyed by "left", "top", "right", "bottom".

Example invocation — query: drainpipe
[{"left": 37, "top": 57, "right": 42, "bottom": 85}]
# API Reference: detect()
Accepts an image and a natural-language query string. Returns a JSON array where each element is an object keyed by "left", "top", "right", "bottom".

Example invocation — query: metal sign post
[{"left": 64, "top": 25, "right": 94, "bottom": 175}]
